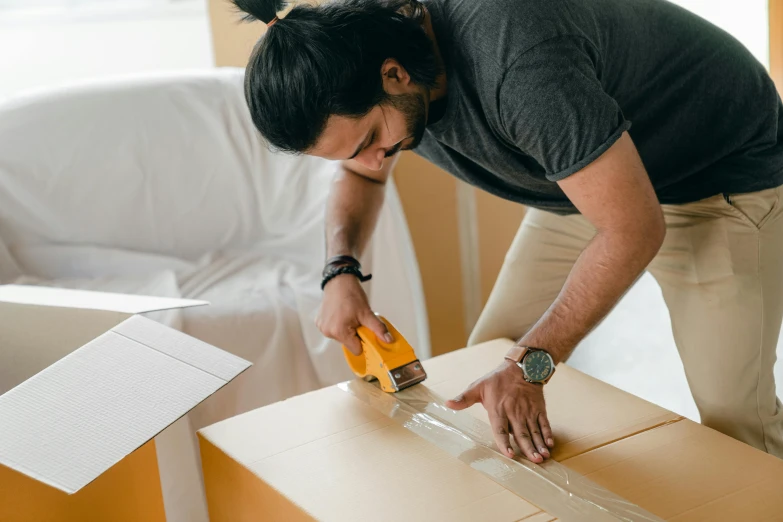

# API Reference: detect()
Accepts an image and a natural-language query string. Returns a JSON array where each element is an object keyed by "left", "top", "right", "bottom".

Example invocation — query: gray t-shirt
[{"left": 417, "top": 0, "right": 783, "bottom": 214}]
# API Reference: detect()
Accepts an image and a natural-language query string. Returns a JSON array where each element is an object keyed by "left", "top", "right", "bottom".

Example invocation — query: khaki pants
[{"left": 470, "top": 186, "right": 783, "bottom": 458}]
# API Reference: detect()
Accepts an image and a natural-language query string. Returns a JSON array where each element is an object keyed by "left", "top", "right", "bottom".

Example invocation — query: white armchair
[{"left": 0, "top": 68, "right": 430, "bottom": 521}]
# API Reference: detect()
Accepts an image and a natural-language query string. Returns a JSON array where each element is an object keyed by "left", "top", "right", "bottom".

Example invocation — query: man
[{"left": 233, "top": 0, "right": 783, "bottom": 462}]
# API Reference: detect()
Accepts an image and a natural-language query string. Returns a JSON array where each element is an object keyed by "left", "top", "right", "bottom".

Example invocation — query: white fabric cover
[{"left": 0, "top": 68, "right": 429, "bottom": 521}]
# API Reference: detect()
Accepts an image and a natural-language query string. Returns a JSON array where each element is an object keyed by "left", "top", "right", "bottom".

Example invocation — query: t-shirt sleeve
[{"left": 498, "top": 35, "right": 631, "bottom": 182}]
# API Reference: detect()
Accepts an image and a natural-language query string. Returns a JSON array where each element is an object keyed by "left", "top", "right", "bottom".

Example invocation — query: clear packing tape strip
[{"left": 339, "top": 380, "right": 665, "bottom": 522}]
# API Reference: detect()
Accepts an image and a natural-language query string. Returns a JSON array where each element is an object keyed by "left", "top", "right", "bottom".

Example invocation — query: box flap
[
  {"left": 113, "top": 316, "right": 250, "bottom": 382},
  {"left": 562, "top": 419, "right": 783, "bottom": 521},
  {"left": 198, "top": 338, "right": 783, "bottom": 522},
  {"left": 0, "top": 303, "right": 126, "bottom": 395},
  {"left": 423, "top": 340, "right": 681, "bottom": 460},
  {"left": 0, "top": 285, "right": 208, "bottom": 314},
  {"left": 199, "top": 386, "right": 545, "bottom": 522},
  {"left": 0, "top": 316, "right": 250, "bottom": 494}
]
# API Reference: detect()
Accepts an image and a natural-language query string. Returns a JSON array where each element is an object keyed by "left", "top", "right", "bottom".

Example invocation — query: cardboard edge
[
  {"left": 139, "top": 296, "right": 211, "bottom": 315},
  {"left": 0, "top": 284, "right": 210, "bottom": 314},
  {"left": 0, "top": 453, "right": 80, "bottom": 494},
  {"left": 197, "top": 385, "right": 342, "bottom": 443},
  {"left": 136, "top": 300, "right": 210, "bottom": 314},
  {"left": 197, "top": 433, "right": 317, "bottom": 522}
]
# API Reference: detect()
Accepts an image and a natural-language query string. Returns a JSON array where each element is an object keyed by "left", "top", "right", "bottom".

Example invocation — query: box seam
[
  {"left": 559, "top": 416, "right": 685, "bottom": 462},
  {"left": 111, "top": 329, "right": 229, "bottom": 383}
]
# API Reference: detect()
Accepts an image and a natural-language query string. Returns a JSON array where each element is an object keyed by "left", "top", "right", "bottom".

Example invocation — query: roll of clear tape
[{"left": 339, "top": 380, "right": 664, "bottom": 522}]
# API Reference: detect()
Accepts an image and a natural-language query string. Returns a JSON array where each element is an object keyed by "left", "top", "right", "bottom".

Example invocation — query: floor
[{"left": 568, "top": 272, "right": 783, "bottom": 421}]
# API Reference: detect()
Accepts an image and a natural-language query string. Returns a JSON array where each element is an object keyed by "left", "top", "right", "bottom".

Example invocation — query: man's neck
[{"left": 422, "top": 5, "right": 448, "bottom": 102}]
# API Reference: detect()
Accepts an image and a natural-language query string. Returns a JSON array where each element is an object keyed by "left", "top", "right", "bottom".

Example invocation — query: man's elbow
[
  {"left": 607, "top": 212, "right": 665, "bottom": 265},
  {"left": 640, "top": 210, "right": 666, "bottom": 260}
]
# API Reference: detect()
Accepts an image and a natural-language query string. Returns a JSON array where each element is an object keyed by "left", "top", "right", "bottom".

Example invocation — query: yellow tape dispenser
[{"left": 342, "top": 315, "right": 427, "bottom": 393}]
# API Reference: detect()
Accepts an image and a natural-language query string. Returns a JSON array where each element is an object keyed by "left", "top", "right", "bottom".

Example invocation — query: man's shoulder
[{"left": 431, "top": 0, "right": 581, "bottom": 67}]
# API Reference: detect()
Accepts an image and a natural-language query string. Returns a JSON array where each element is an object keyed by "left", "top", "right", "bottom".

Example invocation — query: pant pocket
[
  {"left": 722, "top": 187, "right": 781, "bottom": 230},
  {"left": 690, "top": 218, "right": 735, "bottom": 284}
]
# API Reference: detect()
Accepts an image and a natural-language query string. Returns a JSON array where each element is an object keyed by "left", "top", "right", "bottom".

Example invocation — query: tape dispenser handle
[{"left": 342, "top": 315, "right": 399, "bottom": 378}]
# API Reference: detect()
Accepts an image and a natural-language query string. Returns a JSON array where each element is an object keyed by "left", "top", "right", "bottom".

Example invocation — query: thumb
[
  {"left": 446, "top": 384, "right": 481, "bottom": 411},
  {"left": 362, "top": 311, "right": 394, "bottom": 344}
]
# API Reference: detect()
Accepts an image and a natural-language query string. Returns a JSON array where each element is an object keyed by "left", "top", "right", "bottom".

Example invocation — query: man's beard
[{"left": 387, "top": 91, "right": 427, "bottom": 150}]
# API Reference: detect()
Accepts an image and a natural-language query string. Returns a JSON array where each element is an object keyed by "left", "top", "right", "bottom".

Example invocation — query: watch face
[{"left": 523, "top": 351, "right": 552, "bottom": 382}]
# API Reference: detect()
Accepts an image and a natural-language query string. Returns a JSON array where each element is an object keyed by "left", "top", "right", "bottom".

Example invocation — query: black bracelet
[
  {"left": 322, "top": 255, "right": 361, "bottom": 281},
  {"left": 321, "top": 265, "right": 372, "bottom": 290},
  {"left": 325, "top": 255, "right": 361, "bottom": 269}
]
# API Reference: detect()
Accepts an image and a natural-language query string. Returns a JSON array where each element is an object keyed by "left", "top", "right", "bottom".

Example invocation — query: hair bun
[{"left": 232, "top": 0, "right": 286, "bottom": 24}]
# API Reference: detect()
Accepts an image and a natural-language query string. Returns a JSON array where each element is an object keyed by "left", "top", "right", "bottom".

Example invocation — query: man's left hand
[{"left": 446, "top": 360, "right": 554, "bottom": 463}]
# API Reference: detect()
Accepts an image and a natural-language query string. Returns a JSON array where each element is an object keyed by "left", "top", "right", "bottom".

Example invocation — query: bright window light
[{"left": 670, "top": 0, "right": 770, "bottom": 68}]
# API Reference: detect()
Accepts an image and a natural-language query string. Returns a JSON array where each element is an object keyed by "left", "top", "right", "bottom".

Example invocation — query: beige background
[
  {"left": 207, "top": 1, "right": 526, "bottom": 356},
  {"left": 771, "top": 0, "right": 783, "bottom": 91}
]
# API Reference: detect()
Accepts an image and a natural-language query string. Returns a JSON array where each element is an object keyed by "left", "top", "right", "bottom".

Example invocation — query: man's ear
[{"left": 380, "top": 58, "right": 412, "bottom": 95}]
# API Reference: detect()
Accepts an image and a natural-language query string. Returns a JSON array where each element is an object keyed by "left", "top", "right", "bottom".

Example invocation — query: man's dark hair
[{"left": 232, "top": 0, "right": 441, "bottom": 153}]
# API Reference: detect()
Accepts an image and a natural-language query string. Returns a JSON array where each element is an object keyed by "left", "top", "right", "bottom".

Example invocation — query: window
[
  {"left": 670, "top": 0, "right": 769, "bottom": 67},
  {"left": 0, "top": 0, "right": 178, "bottom": 6}
]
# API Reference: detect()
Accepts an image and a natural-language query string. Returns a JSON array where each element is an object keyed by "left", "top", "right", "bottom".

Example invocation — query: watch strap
[{"left": 504, "top": 345, "right": 529, "bottom": 364}]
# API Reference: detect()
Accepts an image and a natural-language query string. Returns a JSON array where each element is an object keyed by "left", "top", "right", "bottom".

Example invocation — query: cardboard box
[
  {"left": 198, "top": 338, "right": 783, "bottom": 521},
  {"left": 0, "top": 285, "right": 252, "bottom": 522}
]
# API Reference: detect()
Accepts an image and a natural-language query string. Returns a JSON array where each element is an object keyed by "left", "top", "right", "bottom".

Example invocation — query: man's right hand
[{"left": 316, "top": 274, "right": 394, "bottom": 355}]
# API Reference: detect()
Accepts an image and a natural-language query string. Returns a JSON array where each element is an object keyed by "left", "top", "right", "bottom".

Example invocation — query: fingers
[
  {"left": 527, "top": 417, "right": 550, "bottom": 459},
  {"left": 361, "top": 310, "right": 394, "bottom": 343},
  {"left": 342, "top": 329, "right": 364, "bottom": 356},
  {"left": 538, "top": 411, "right": 555, "bottom": 449},
  {"left": 440, "top": 362, "right": 554, "bottom": 465},
  {"left": 446, "top": 384, "right": 481, "bottom": 410},
  {"left": 489, "top": 413, "right": 514, "bottom": 458},
  {"left": 510, "top": 416, "right": 542, "bottom": 463},
  {"left": 316, "top": 308, "right": 376, "bottom": 356},
  {"left": 315, "top": 275, "right": 381, "bottom": 355}
]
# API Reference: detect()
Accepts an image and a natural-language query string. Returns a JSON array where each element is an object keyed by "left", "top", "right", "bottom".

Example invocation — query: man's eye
[{"left": 385, "top": 141, "right": 404, "bottom": 158}]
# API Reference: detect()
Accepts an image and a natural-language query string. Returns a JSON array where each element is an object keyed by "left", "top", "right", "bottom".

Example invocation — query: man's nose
[{"left": 355, "top": 146, "right": 385, "bottom": 171}]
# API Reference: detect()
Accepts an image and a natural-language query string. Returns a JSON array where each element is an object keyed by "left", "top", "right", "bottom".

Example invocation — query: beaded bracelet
[{"left": 320, "top": 264, "right": 372, "bottom": 290}]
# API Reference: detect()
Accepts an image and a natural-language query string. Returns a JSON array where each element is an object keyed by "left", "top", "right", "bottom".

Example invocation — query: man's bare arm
[
  {"left": 317, "top": 155, "right": 401, "bottom": 355},
  {"left": 326, "top": 156, "right": 399, "bottom": 258},
  {"left": 518, "top": 132, "right": 665, "bottom": 363}
]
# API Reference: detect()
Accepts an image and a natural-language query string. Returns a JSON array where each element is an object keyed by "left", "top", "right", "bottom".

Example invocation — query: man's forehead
[{"left": 310, "top": 113, "right": 371, "bottom": 159}]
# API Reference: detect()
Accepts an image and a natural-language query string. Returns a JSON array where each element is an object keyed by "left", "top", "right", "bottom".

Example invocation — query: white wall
[
  {"left": 0, "top": 0, "right": 768, "bottom": 100},
  {"left": 0, "top": 1, "right": 213, "bottom": 100},
  {"left": 671, "top": 0, "right": 769, "bottom": 67}
]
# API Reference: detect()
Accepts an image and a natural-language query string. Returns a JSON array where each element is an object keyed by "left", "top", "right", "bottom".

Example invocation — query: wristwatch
[{"left": 505, "top": 345, "right": 556, "bottom": 385}]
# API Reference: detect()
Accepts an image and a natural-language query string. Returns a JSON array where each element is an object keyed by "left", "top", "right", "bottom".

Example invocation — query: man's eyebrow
[{"left": 348, "top": 132, "right": 371, "bottom": 160}]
